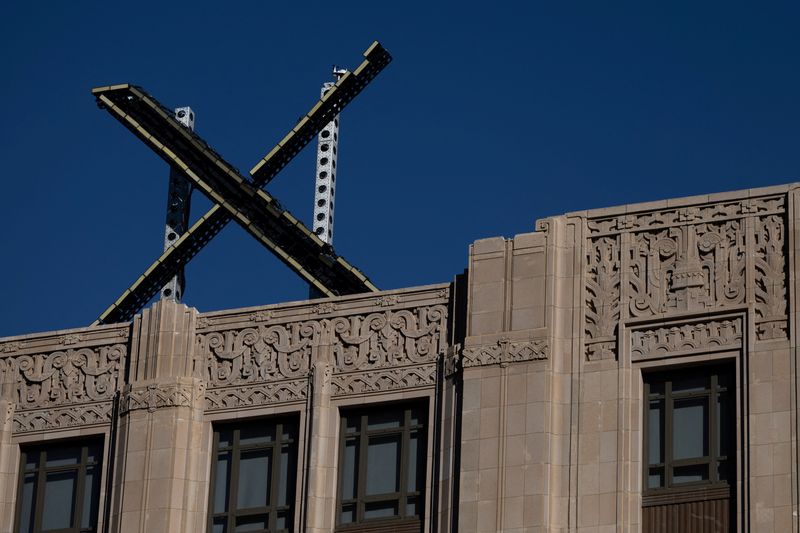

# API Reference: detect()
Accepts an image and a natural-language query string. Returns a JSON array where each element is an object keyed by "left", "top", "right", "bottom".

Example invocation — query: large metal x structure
[{"left": 91, "top": 42, "right": 390, "bottom": 325}]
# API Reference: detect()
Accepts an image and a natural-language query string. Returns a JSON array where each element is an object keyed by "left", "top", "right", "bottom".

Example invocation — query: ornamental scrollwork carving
[
  {"left": 198, "top": 322, "right": 320, "bottom": 387},
  {"left": 3, "top": 344, "right": 126, "bottom": 410},
  {"left": 585, "top": 236, "right": 620, "bottom": 361},
  {"left": 754, "top": 214, "right": 788, "bottom": 340},
  {"left": 331, "top": 365, "right": 436, "bottom": 396},
  {"left": 628, "top": 220, "right": 746, "bottom": 317},
  {"left": 330, "top": 305, "right": 448, "bottom": 372},
  {"left": 584, "top": 195, "right": 788, "bottom": 360},
  {"left": 631, "top": 318, "right": 742, "bottom": 360},
  {"left": 461, "top": 337, "right": 548, "bottom": 368},
  {"left": 205, "top": 380, "right": 307, "bottom": 411},
  {"left": 13, "top": 402, "right": 114, "bottom": 433},
  {"left": 121, "top": 382, "right": 202, "bottom": 413}
]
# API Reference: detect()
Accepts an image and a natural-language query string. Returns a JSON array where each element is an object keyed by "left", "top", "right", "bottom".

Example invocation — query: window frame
[
  {"left": 14, "top": 438, "right": 104, "bottom": 533},
  {"left": 206, "top": 415, "right": 299, "bottom": 533},
  {"left": 335, "top": 401, "right": 427, "bottom": 531},
  {"left": 642, "top": 363, "right": 735, "bottom": 498}
]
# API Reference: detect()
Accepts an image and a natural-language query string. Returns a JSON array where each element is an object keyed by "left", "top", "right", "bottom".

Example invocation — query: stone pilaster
[
  {"left": 109, "top": 299, "right": 211, "bottom": 533},
  {"left": 304, "top": 359, "right": 337, "bottom": 532},
  {"left": 0, "top": 399, "right": 16, "bottom": 533}
]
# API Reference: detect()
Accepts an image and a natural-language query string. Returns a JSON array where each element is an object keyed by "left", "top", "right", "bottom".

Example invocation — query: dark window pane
[
  {"left": 237, "top": 450, "right": 270, "bottom": 509},
  {"left": 81, "top": 465, "right": 99, "bottom": 528},
  {"left": 86, "top": 442, "right": 102, "bottom": 464},
  {"left": 41, "top": 470, "right": 77, "bottom": 530},
  {"left": 406, "top": 497, "right": 419, "bottom": 517},
  {"left": 212, "top": 517, "right": 227, "bottom": 533},
  {"left": 276, "top": 510, "right": 289, "bottom": 529},
  {"left": 408, "top": 432, "right": 421, "bottom": 491},
  {"left": 648, "top": 400, "right": 663, "bottom": 464},
  {"left": 718, "top": 460, "right": 732, "bottom": 482},
  {"left": 218, "top": 428, "right": 233, "bottom": 448},
  {"left": 235, "top": 513, "right": 267, "bottom": 531},
  {"left": 367, "top": 411, "right": 402, "bottom": 431},
  {"left": 673, "top": 398, "right": 708, "bottom": 460},
  {"left": 341, "top": 439, "right": 358, "bottom": 500},
  {"left": 281, "top": 423, "right": 295, "bottom": 442},
  {"left": 17, "top": 473, "right": 36, "bottom": 533},
  {"left": 214, "top": 452, "right": 231, "bottom": 513},
  {"left": 648, "top": 381, "right": 664, "bottom": 397},
  {"left": 278, "top": 446, "right": 291, "bottom": 506},
  {"left": 410, "top": 407, "right": 423, "bottom": 426},
  {"left": 364, "top": 500, "right": 398, "bottom": 519},
  {"left": 672, "top": 374, "right": 709, "bottom": 394},
  {"left": 339, "top": 503, "right": 356, "bottom": 524},
  {"left": 45, "top": 446, "right": 80, "bottom": 467},
  {"left": 23, "top": 452, "right": 38, "bottom": 472},
  {"left": 366, "top": 435, "right": 400, "bottom": 495},
  {"left": 717, "top": 371, "right": 732, "bottom": 390},
  {"left": 345, "top": 415, "right": 360, "bottom": 434},
  {"left": 648, "top": 467, "right": 664, "bottom": 489},
  {"left": 673, "top": 464, "right": 709, "bottom": 484},
  {"left": 718, "top": 393, "right": 731, "bottom": 457},
  {"left": 239, "top": 424, "right": 274, "bottom": 446}
]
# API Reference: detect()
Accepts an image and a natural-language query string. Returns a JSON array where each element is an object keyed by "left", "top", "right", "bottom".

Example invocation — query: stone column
[
  {"left": 0, "top": 399, "right": 16, "bottom": 533},
  {"left": 303, "top": 357, "right": 337, "bottom": 532},
  {"left": 109, "top": 299, "right": 211, "bottom": 533}
]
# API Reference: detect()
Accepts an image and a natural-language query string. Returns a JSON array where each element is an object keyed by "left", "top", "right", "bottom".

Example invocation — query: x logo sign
[{"left": 91, "top": 42, "right": 391, "bottom": 325}]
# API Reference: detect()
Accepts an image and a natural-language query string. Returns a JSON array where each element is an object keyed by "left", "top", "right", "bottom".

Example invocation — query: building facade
[{"left": 0, "top": 183, "right": 797, "bottom": 532}]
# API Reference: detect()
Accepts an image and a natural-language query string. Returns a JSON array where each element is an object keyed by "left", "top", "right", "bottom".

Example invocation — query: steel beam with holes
[{"left": 92, "top": 42, "right": 389, "bottom": 325}]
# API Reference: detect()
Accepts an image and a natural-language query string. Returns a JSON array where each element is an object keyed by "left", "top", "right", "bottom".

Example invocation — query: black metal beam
[{"left": 92, "top": 42, "right": 390, "bottom": 325}]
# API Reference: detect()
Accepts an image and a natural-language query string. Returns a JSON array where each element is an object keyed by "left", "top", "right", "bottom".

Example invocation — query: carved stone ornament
[
  {"left": 313, "top": 302, "right": 337, "bottom": 315},
  {"left": 121, "top": 381, "right": 203, "bottom": 414},
  {"left": 330, "top": 305, "right": 447, "bottom": 373},
  {"left": 0, "top": 341, "right": 24, "bottom": 354},
  {"left": 461, "top": 337, "right": 548, "bottom": 368},
  {"left": 249, "top": 310, "right": 274, "bottom": 322},
  {"left": 585, "top": 195, "right": 788, "bottom": 360},
  {"left": 196, "top": 302, "right": 449, "bottom": 404},
  {"left": 331, "top": 365, "right": 437, "bottom": 396},
  {"left": 375, "top": 295, "right": 401, "bottom": 307},
  {"left": 0, "top": 344, "right": 126, "bottom": 410},
  {"left": 631, "top": 318, "right": 743, "bottom": 360},
  {"left": 585, "top": 236, "right": 620, "bottom": 361},
  {"left": 14, "top": 402, "right": 114, "bottom": 433},
  {"left": 205, "top": 380, "right": 307, "bottom": 411}
]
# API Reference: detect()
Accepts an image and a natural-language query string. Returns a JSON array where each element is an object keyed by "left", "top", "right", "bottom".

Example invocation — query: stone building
[{"left": 0, "top": 182, "right": 796, "bottom": 532}]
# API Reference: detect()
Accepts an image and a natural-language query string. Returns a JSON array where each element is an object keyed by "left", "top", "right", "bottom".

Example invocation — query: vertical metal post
[
  {"left": 310, "top": 69, "right": 346, "bottom": 299},
  {"left": 161, "top": 106, "right": 195, "bottom": 301},
  {"left": 312, "top": 67, "right": 347, "bottom": 245}
]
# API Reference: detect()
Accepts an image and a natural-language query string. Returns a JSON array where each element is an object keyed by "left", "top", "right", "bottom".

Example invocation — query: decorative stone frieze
[
  {"left": 4, "top": 345, "right": 127, "bottom": 409},
  {"left": 585, "top": 195, "right": 788, "bottom": 360},
  {"left": 14, "top": 402, "right": 114, "bottom": 433},
  {"left": 121, "top": 381, "right": 204, "bottom": 414},
  {"left": 330, "top": 305, "right": 447, "bottom": 372},
  {"left": 199, "top": 322, "right": 319, "bottom": 388},
  {"left": 331, "top": 364, "right": 436, "bottom": 396},
  {"left": 461, "top": 337, "right": 548, "bottom": 368},
  {"left": 205, "top": 380, "right": 307, "bottom": 411},
  {"left": 630, "top": 318, "right": 743, "bottom": 360},
  {"left": 195, "top": 287, "right": 450, "bottom": 407},
  {"left": 754, "top": 214, "right": 788, "bottom": 340},
  {"left": 0, "top": 326, "right": 130, "bottom": 432}
]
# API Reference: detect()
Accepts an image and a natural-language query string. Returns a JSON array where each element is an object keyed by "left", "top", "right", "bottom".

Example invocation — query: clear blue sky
[{"left": 1, "top": 2, "right": 799, "bottom": 336}]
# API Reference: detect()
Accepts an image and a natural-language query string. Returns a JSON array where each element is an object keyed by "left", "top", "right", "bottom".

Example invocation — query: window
[
  {"left": 208, "top": 417, "right": 298, "bottom": 533},
  {"left": 644, "top": 364, "right": 735, "bottom": 493},
  {"left": 336, "top": 403, "right": 427, "bottom": 532},
  {"left": 15, "top": 439, "right": 103, "bottom": 533}
]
